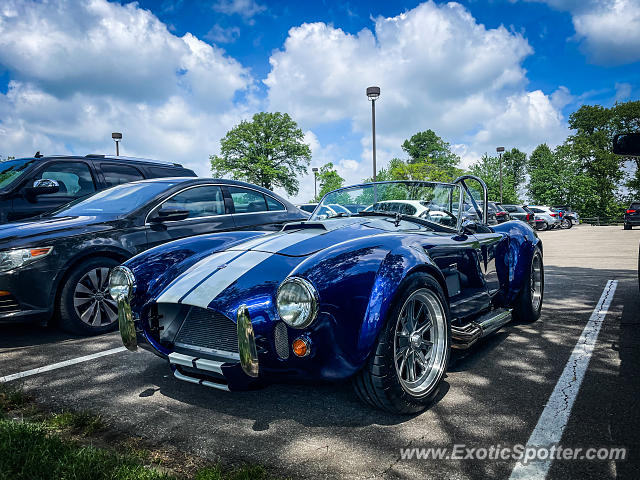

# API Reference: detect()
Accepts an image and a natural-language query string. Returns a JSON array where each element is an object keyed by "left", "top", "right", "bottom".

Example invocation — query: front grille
[
  {"left": 174, "top": 306, "right": 238, "bottom": 354},
  {"left": 0, "top": 294, "right": 20, "bottom": 314}
]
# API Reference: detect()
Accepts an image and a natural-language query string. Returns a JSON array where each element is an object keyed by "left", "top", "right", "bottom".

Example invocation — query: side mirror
[
  {"left": 150, "top": 208, "right": 190, "bottom": 222},
  {"left": 613, "top": 133, "right": 640, "bottom": 156},
  {"left": 461, "top": 219, "right": 478, "bottom": 234},
  {"left": 25, "top": 178, "right": 60, "bottom": 197}
]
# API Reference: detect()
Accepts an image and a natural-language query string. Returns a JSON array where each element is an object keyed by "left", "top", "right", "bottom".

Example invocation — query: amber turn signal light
[{"left": 292, "top": 337, "right": 310, "bottom": 357}]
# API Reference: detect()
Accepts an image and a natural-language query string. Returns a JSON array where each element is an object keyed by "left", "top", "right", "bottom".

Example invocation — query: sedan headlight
[
  {"left": 0, "top": 247, "right": 53, "bottom": 273},
  {"left": 108, "top": 266, "right": 136, "bottom": 301},
  {"left": 276, "top": 277, "right": 318, "bottom": 328}
]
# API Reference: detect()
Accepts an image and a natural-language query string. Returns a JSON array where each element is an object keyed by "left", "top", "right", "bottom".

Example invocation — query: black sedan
[{"left": 0, "top": 178, "right": 306, "bottom": 335}]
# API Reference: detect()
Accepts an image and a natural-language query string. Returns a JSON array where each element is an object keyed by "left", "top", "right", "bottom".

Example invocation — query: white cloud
[
  {"left": 615, "top": 82, "right": 633, "bottom": 101},
  {"left": 265, "top": 1, "right": 567, "bottom": 183},
  {"left": 205, "top": 24, "right": 241, "bottom": 43},
  {"left": 0, "top": 0, "right": 255, "bottom": 175},
  {"left": 524, "top": 0, "right": 640, "bottom": 65},
  {"left": 212, "top": 0, "right": 266, "bottom": 23}
]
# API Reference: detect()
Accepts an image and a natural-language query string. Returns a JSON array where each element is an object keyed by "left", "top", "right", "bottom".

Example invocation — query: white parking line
[
  {"left": 0, "top": 346, "right": 127, "bottom": 383},
  {"left": 510, "top": 279, "right": 618, "bottom": 480}
]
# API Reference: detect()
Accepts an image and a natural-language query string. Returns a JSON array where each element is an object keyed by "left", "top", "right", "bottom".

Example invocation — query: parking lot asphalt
[{"left": 1, "top": 225, "right": 639, "bottom": 479}]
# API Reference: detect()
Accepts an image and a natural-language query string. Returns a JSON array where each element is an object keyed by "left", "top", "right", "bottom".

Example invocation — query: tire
[
  {"left": 58, "top": 257, "right": 121, "bottom": 335},
  {"left": 624, "top": 223, "right": 632, "bottom": 230},
  {"left": 536, "top": 221, "right": 548, "bottom": 231},
  {"left": 513, "top": 247, "right": 544, "bottom": 323},
  {"left": 352, "top": 273, "right": 450, "bottom": 414},
  {"left": 561, "top": 218, "right": 572, "bottom": 229}
]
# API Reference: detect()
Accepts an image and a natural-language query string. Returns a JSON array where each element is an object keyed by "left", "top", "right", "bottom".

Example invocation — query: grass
[
  {"left": 0, "top": 383, "right": 32, "bottom": 413},
  {"left": 0, "top": 384, "right": 280, "bottom": 480}
]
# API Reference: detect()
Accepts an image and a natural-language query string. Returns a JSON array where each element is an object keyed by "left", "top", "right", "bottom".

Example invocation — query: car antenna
[{"left": 34, "top": 151, "right": 43, "bottom": 158}]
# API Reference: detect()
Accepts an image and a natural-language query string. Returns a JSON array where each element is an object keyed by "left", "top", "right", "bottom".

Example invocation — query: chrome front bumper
[{"left": 118, "top": 301, "right": 260, "bottom": 386}]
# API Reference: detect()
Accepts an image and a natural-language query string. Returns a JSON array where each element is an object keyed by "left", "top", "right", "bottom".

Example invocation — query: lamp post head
[
  {"left": 496, "top": 146, "right": 505, "bottom": 153},
  {"left": 366, "top": 86, "right": 380, "bottom": 101},
  {"left": 112, "top": 132, "right": 122, "bottom": 141}
]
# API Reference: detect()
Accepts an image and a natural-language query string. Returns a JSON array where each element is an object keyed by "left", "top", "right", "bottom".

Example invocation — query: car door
[
  {"left": 10, "top": 160, "right": 97, "bottom": 221},
  {"left": 226, "top": 185, "right": 292, "bottom": 230},
  {"left": 424, "top": 231, "right": 493, "bottom": 320},
  {"left": 145, "top": 184, "right": 235, "bottom": 248}
]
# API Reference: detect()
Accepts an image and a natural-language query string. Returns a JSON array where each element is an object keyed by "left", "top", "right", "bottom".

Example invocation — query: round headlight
[
  {"left": 108, "top": 266, "right": 135, "bottom": 301},
  {"left": 276, "top": 277, "right": 318, "bottom": 328}
]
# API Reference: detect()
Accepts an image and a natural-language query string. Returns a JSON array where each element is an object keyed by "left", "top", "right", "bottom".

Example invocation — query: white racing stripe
[
  {"left": 180, "top": 250, "right": 274, "bottom": 308},
  {"left": 158, "top": 228, "right": 324, "bottom": 307},
  {"left": 509, "top": 279, "right": 618, "bottom": 480},
  {"left": 0, "top": 346, "right": 127, "bottom": 383},
  {"left": 157, "top": 250, "right": 246, "bottom": 304}
]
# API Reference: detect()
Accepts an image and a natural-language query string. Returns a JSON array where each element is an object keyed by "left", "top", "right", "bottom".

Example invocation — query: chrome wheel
[
  {"left": 530, "top": 253, "right": 543, "bottom": 312},
  {"left": 73, "top": 267, "right": 118, "bottom": 327},
  {"left": 394, "top": 289, "right": 448, "bottom": 396}
]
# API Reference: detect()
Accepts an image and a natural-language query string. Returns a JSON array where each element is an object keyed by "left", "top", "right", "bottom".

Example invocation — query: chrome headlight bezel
[
  {"left": 108, "top": 266, "right": 136, "bottom": 301},
  {"left": 0, "top": 246, "right": 53, "bottom": 273},
  {"left": 276, "top": 277, "right": 319, "bottom": 329}
]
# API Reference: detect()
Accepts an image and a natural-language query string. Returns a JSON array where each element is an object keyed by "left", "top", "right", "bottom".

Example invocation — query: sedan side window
[
  {"left": 229, "top": 186, "right": 268, "bottom": 213},
  {"left": 101, "top": 164, "right": 145, "bottom": 187},
  {"left": 34, "top": 161, "right": 96, "bottom": 197},
  {"left": 161, "top": 186, "right": 225, "bottom": 219},
  {"left": 266, "top": 196, "right": 286, "bottom": 211}
]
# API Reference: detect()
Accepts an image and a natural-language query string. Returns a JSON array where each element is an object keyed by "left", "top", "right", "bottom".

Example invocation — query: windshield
[
  {"left": 50, "top": 180, "right": 180, "bottom": 217},
  {"left": 0, "top": 158, "right": 38, "bottom": 190},
  {"left": 311, "top": 181, "right": 462, "bottom": 228}
]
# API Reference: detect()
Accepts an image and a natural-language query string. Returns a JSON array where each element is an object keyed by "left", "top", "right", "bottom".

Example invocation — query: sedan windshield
[
  {"left": 50, "top": 180, "right": 180, "bottom": 217},
  {"left": 311, "top": 181, "right": 462, "bottom": 228},
  {"left": 0, "top": 158, "right": 38, "bottom": 190}
]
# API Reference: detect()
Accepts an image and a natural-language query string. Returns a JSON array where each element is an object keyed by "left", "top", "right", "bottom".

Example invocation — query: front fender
[{"left": 356, "top": 243, "right": 447, "bottom": 363}]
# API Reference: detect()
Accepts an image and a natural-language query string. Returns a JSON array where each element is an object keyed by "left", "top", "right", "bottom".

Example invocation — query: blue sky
[{"left": 0, "top": 0, "right": 638, "bottom": 202}]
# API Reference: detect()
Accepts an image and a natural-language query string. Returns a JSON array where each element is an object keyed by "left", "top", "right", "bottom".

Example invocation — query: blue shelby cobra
[{"left": 111, "top": 177, "right": 543, "bottom": 413}]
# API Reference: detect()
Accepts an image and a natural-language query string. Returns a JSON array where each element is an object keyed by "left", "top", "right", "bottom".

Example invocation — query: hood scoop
[{"left": 282, "top": 222, "right": 327, "bottom": 231}]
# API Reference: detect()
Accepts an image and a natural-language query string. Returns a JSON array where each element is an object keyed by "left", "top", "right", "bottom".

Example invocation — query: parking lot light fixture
[
  {"left": 496, "top": 146, "right": 505, "bottom": 203},
  {"left": 112, "top": 132, "right": 123, "bottom": 156},
  {"left": 367, "top": 86, "right": 381, "bottom": 182},
  {"left": 312, "top": 167, "right": 319, "bottom": 200}
]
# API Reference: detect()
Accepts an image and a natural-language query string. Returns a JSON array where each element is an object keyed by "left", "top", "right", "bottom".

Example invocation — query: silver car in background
[{"left": 528, "top": 205, "right": 561, "bottom": 230}]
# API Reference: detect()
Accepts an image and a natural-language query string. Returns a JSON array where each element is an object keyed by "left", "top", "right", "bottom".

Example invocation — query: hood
[
  {"left": 224, "top": 217, "right": 422, "bottom": 257},
  {"left": 0, "top": 215, "right": 113, "bottom": 246},
  {"left": 153, "top": 216, "right": 431, "bottom": 313}
]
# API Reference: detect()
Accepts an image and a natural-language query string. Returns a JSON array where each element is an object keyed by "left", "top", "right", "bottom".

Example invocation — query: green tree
[
  {"left": 527, "top": 143, "right": 597, "bottom": 210},
  {"left": 210, "top": 112, "right": 311, "bottom": 196},
  {"left": 314, "top": 162, "right": 345, "bottom": 201},
  {"left": 564, "top": 104, "right": 627, "bottom": 216},
  {"left": 401, "top": 129, "right": 460, "bottom": 169},
  {"left": 501, "top": 148, "right": 527, "bottom": 189},
  {"left": 469, "top": 154, "right": 520, "bottom": 204},
  {"left": 364, "top": 158, "right": 464, "bottom": 183}
]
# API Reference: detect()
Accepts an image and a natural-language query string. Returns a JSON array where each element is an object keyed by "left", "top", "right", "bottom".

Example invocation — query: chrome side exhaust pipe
[{"left": 451, "top": 308, "right": 512, "bottom": 349}]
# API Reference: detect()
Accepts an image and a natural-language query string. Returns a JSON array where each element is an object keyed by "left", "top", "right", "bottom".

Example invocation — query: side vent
[{"left": 274, "top": 322, "right": 289, "bottom": 359}]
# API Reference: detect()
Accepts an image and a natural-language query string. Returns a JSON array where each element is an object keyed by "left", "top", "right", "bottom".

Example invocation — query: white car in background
[{"left": 527, "top": 205, "right": 561, "bottom": 230}]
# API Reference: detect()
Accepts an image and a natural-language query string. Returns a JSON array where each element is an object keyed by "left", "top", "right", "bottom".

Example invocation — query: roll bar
[{"left": 453, "top": 175, "right": 488, "bottom": 225}]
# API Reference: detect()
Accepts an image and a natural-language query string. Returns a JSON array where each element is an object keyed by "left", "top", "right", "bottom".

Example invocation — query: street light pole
[
  {"left": 366, "top": 86, "right": 380, "bottom": 182},
  {"left": 112, "top": 132, "right": 122, "bottom": 156},
  {"left": 497, "top": 146, "right": 505, "bottom": 203},
  {"left": 312, "top": 167, "right": 319, "bottom": 200}
]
